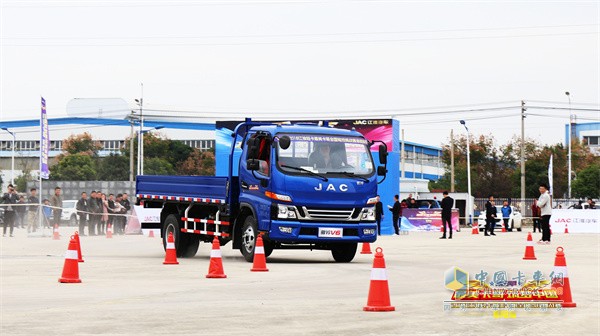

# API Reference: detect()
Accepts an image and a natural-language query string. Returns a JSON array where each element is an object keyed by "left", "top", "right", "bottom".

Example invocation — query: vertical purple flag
[{"left": 40, "top": 97, "right": 50, "bottom": 179}]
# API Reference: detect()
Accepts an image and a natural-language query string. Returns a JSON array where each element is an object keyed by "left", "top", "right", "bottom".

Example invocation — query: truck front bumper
[{"left": 268, "top": 220, "right": 377, "bottom": 243}]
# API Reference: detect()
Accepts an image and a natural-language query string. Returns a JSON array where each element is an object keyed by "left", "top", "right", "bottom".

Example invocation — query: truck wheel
[
  {"left": 331, "top": 243, "right": 357, "bottom": 263},
  {"left": 240, "top": 216, "right": 257, "bottom": 262},
  {"left": 163, "top": 214, "right": 197, "bottom": 258},
  {"left": 263, "top": 240, "right": 274, "bottom": 258}
]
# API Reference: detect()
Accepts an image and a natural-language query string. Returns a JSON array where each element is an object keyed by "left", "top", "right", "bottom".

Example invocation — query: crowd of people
[{"left": 1, "top": 184, "right": 132, "bottom": 237}]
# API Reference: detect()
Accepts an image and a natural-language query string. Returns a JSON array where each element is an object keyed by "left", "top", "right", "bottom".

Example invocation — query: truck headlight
[
  {"left": 277, "top": 204, "right": 297, "bottom": 219},
  {"left": 366, "top": 197, "right": 378, "bottom": 205},
  {"left": 361, "top": 207, "right": 375, "bottom": 220}
]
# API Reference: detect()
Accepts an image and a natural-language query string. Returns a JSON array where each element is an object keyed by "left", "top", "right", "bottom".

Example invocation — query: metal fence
[{"left": 26, "top": 181, "right": 135, "bottom": 202}]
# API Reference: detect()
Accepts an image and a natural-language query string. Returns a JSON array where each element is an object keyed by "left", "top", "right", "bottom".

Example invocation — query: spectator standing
[
  {"left": 95, "top": 191, "right": 104, "bottom": 234},
  {"left": 15, "top": 195, "right": 26, "bottom": 229},
  {"left": 42, "top": 199, "right": 52, "bottom": 226},
  {"left": 389, "top": 195, "right": 401, "bottom": 235},
  {"left": 27, "top": 188, "right": 39, "bottom": 233},
  {"left": 408, "top": 198, "right": 418, "bottom": 209},
  {"left": 501, "top": 201, "right": 512, "bottom": 232},
  {"left": 440, "top": 191, "right": 454, "bottom": 239},
  {"left": 374, "top": 195, "right": 384, "bottom": 235},
  {"left": 121, "top": 193, "right": 131, "bottom": 234},
  {"left": 50, "top": 187, "right": 63, "bottom": 228},
  {"left": 2, "top": 184, "right": 18, "bottom": 237},
  {"left": 100, "top": 193, "right": 109, "bottom": 234},
  {"left": 76, "top": 192, "right": 90, "bottom": 236},
  {"left": 531, "top": 199, "right": 541, "bottom": 233},
  {"left": 484, "top": 195, "right": 497, "bottom": 236},
  {"left": 587, "top": 198, "right": 596, "bottom": 209},
  {"left": 86, "top": 191, "right": 98, "bottom": 235},
  {"left": 537, "top": 183, "right": 552, "bottom": 244}
]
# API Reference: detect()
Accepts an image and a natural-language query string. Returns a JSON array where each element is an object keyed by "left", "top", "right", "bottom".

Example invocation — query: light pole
[
  {"left": 565, "top": 91, "right": 572, "bottom": 199},
  {"left": 460, "top": 120, "right": 472, "bottom": 225},
  {"left": 1, "top": 127, "right": 16, "bottom": 185},
  {"left": 135, "top": 83, "right": 144, "bottom": 176},
  {"left": 140, "top": 125, "right": 164, "bottom": 175}
]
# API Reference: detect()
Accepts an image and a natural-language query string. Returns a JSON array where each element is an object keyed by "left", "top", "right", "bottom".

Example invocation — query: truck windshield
[{"left": 276, "top": 134, "right": 375, "bottom": 177}]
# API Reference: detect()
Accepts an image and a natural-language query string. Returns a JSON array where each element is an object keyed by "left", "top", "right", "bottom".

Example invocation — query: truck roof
[{"left": 250, "top": 124, "right": 365, "bottom": 137}]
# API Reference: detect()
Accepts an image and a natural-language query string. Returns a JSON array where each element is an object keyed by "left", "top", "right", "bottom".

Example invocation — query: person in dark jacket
[
  {"left": 76, "top": 192, "right": 90, "bottom": 236},
  {"left": 485, "top": 195, "right": 497, "bottom": 236},
  {"left": 531, "top": 199, "right": 541, "bottom": 233},
  {"left": 87, "top": 191, "right": 98, "bottom": 235},
  {"left": 95, "top": 191, "right": 104, "bottom": 235},
  {"left": 389, "top": 195, "right": 400, "bottom": 235},
  {"left": 440, "top": 191, "right": 454, "bottom": 239},
  {"left": 2, "top": 184, "right": 18, "bottom": 237},
  {"left": 374, "top": 195, "right": 384, "bottom": 235}
]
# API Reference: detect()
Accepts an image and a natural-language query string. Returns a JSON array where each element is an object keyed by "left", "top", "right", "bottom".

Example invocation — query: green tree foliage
[
  {"left": 178, "top": 149, "right": 216, "bottom": 175},
  {"left": 96, "top": 154, "right": 129, "bottom": 181},
  {"left": 62, "top": 132, "right": 102, "bottom": 156},
  {"left": 144, "top": 157, "right": 176, "bottom": 175},
  {"left": 572, "top": 164, "right": 600, "bottom": 198},
  {"left": 50, "top": 154, "right": 97, "bottom": 180},
  {"left": 14, "top": 170, "right": 32, "bottom": 192}
]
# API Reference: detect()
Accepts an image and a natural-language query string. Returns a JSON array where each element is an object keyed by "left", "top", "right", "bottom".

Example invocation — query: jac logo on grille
[{"left": 314, "top": 183, "right": 348, "bottom": 192}]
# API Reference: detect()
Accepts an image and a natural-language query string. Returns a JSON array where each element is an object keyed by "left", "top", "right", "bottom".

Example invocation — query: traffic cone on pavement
[
  {"left": 148, "top": 230, "right": 155, "bottom": 238},
  {"left": 251, "top": 235, "right": 269, "bottom": 272},
  {"left": 472, "top": 224, "right": 479, "bottom": 235},
  {"left": 52, "top": 224, "right": 60, "bottom": 240},
  {"left": 163, "top": 232, "right": 179, "bottom": 265},
  {"left": 206, "top": 236, "right": 227, "bottom": 278},
  {"left": 106, "top": 223, "right": 113, "bottom": 238},
  {"left": 363, "top": 247, "right": 395, "bottom": 312},
  {"left": 58, "top": 235, "right": 82, "bottom": 283},
  {"left": 74, "top": 231, "right": 84, "bottom": 263},
  {"left": 360, "top": 242, "right": 373, "bottom": 254},
  {"left": 551, "top": 247, "right": 576, "bottom": 308},
  {"left": 522, "top": 232, "right": 537, "bottom": 260},
  {"left": 564, "top": 223, "right": 569, "bottom": 234},
  {"left": 501, "top": 224, "right": 507, "bottom": 233}
]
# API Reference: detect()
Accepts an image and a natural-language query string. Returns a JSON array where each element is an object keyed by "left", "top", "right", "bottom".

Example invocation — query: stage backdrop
[
  {"left": 215, "top": 119, "right": 400, "bottom": 235},
  {"left": 549, "top": 209, "right": 600, "bottom": 233}
]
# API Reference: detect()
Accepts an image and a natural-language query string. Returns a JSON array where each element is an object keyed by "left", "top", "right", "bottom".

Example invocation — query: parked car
[
  {"left": 477, "top": 205, "right": 522, "bottom": 232},
  {"left": 61, "top": 200, "right": 80, "bottom": 226}
]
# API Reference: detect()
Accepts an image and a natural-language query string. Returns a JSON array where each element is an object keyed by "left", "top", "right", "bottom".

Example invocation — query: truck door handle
[{"left": 241, "top": 181, "right": 249, "bottom": 190}]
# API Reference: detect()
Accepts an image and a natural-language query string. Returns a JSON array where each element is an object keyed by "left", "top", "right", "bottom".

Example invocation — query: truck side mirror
[
  {"left": 378, "top": 145, "right": 387, "bottom": 165},
  {"left": 247, "top": 137, "right": 259, "bottom": 159},
  {"left": 247, "top": 159, "right": 259, "bottom": 171},
  {"left": 377, "top": 166, "right": 387, "bottom": 176},
  {"left": 278, "top": 135, "right": 291, "bottom": 150}
]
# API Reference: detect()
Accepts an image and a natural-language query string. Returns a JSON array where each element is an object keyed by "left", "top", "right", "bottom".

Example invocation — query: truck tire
[
  {"left": 163, "top": 214, "right": 199, "bottom": 258},
  {"left": 331, "top": 243, "right": 357, "bottom": 263},
  {"left": 240, "top": 216, "right": 257, "bottom": 262}
]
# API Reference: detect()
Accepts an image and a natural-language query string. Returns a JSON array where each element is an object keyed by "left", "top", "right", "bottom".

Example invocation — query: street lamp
[
  {"left": 140, "top": 125, "right": 164, "bottom": 175},
  {"left": 565, "top": 91, "right": 572, "bottom": 199},
  {"left": 1, "top": 127, "right": 16, "bottom": 185},
  {"left": 459, "top": 120, "right": 472, "bottom": 225}
]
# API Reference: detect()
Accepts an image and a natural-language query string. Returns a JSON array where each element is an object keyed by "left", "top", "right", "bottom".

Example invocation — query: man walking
[
  {"left": 440, "top": 191, "right": 454, "bottom": 239},
  {"left": 485, "top": 195, "right": 497, "bottom": 236},
  {"left": 2, "top": 184, "right": 18, "bottom": 237},
  {"left": 389, "top": 195, "right": 400, "bottom": 235},
  {"left": 501, "top": 201, "right": 512, "bottom": 232},
  {"left": 374, "top": 195, "right": 384, "bottom": 235},
  {"left": 27, "top": 188, "right": 39, "bottom": 233},
  {"left": 537, "top": 183, "right": 552, "bottom": 244},
  {"left": 50, "top": 187, "right": 63, "bottom": 228},
  {"left": 76, "top": 192, "right": 90, "bottom": 236}
]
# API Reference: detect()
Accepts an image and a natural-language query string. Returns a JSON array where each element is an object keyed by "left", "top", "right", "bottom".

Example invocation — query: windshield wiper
[
  {"left": 326, "top": 171, "right": 369, "bottom": 182},
  {"left": 281, "top": 165, "right": 328, "bottom": 181}
]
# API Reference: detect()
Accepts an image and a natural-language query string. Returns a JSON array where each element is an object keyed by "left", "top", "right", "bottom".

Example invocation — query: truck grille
[{"left": 298, "top": 207, "right": 358, "bottom": 221}]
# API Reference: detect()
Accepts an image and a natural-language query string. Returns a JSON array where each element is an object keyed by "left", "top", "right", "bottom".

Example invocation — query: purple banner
[
  {"left": 40, "top": 97, "right": 49, "bottom": 179},
  {"left": 400, "top": 209, "right": 460, "bottom": 231}
]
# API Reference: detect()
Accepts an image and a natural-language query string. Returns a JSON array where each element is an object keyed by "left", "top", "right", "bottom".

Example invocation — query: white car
[
  {"left": 61, "top": 200, "right": 80, "bottom": 226},
  {"left": 477, "top": 205, "right": 522, "bottom": 232}
]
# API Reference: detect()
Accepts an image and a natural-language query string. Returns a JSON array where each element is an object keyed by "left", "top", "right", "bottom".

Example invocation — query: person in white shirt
[{"left": 537, "top": 183, "right": 552, "bottom": 244}]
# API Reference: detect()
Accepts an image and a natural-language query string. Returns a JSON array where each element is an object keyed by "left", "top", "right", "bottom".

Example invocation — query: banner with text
[
  {"left": 549, "top": 209, "right": 600, "bottom": 233},
  {"left": 40, "top": 97, "right": 50, "bottom": 179}
]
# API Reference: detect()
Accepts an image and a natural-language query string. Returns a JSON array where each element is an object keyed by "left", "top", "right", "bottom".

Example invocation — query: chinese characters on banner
[{"left": 40, "top": 97, "right": 49, "bottom": 179}]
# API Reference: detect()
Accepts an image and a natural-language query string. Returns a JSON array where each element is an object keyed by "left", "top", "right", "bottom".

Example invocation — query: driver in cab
[{"left": 308, "top": 143, "right": 344, "bottom": 169}]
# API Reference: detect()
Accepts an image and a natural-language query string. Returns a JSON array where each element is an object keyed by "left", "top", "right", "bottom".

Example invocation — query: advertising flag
[
  {"left": 548, "top": 154, "right": 553, "bottom": 195},
  {"left": 40, "top": 97, "right": 50, "bottom": 179}
]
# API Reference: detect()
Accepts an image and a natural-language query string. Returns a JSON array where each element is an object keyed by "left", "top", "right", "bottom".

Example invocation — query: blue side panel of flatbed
[{"left": 136, "top": 175, "right": 229, "bottom": 201}]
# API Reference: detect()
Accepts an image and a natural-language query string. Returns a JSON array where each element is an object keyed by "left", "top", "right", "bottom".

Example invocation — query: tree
[
  {"left": 62, "top": 132, "right": 102, "bottom": 156},
  {"left": 14, "top": 170, "right": 32, "bottom": 192},
  {"left": 144, "top": 157, "right": 176, "bottom": 176},
  {"left": 97, "top": 154, "right": 129, "bottom": 181},
  {"left": 50, "top": 154, "right": 97, "bottom": 180},
  {"left": 572, "top": 164, "right": 600, "bottom": 198},
  {"left": 178, "top": 149, "right": 215, "bottom": 175}
]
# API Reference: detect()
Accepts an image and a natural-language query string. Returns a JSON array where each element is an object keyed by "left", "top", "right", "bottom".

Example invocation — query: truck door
[{"left": 240, "top": 133, "right": 272, "bottom": 232}]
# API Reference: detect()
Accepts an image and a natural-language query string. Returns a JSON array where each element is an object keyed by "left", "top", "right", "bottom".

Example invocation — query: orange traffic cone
[
  {"left": 206, "top": 236, "right": 227, "bottom": 278},
  {"left": 363, "top": 247, "right": 395, "bottom": 312},
  {"left": 74, "top": 231, "right": 84, "bottom": 263},
  {"left": 251, "top": 235, "right": 269, "bottom": 272},
  {"left": 472, "top": 223, "right": 479, "bottom": 235},
  {"left": 439, "top": 225, "right": 444, "bottom": 233},
  {"left": 58, "top": 235, "right": 82, "bottom": 283},
  {"left": 522, "top": 232, "right": 537, "bottom": 260},
  {"left": 106, "top": 223, "right": 113, "bottom": 238},
  {"left": 501, "top": 224, "right": 507, "bottom": 233},
  {"left": 360, "top": 242, "right": 373, "bottom": 254},
  {"left": 163, "top": 232, "right": 179, "bottom": 265},
  {"left": 551, "top": 247, "right": 576, "bottom": 308},
  {"left": 564, "top": 223, "right": 569, "bottom": 234},
  {"left": 52, "top": 224, "right": 60, "bottom": 240},
  {"left": 148, "top": 230, "right": 155, "bottom": 238}
]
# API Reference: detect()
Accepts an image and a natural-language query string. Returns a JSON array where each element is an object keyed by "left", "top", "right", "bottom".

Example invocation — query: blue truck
[{"left": 136, "top": 120, "right": 388, "bottom": 262}]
